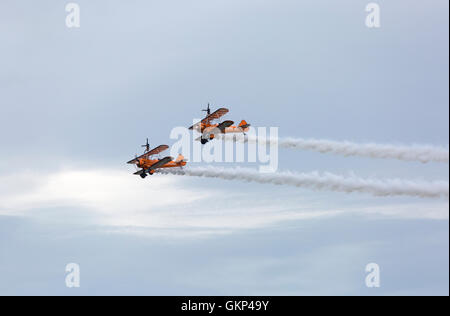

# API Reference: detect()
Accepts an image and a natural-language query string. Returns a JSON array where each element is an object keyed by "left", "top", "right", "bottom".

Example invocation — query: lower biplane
[
  {"left": 127, "top": 139, "right": 187, "bottom": 178},
  {"left": 188, "top": 104, "right": 251, "bottom": 144}
]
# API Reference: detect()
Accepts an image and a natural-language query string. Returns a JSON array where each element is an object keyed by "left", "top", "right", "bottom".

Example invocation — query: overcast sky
[{"left": 0, "top": 0, "right": 448, "bottom": 295}]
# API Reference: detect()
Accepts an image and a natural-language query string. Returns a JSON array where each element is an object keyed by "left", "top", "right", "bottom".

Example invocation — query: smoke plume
[
  {"left": 157, "top": 167, "right": 449, "bottom": 199},
  {"left": 218, "top": 135, "right": 449, "bottom": 163}
]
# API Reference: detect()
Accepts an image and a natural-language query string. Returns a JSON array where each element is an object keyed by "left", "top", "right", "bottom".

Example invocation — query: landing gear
[
  {"left": 140, "top": 173, "right": 147, "bottom": 179},
  {"left": 201, "top": 138, "right": 209, "bottom": 145}
]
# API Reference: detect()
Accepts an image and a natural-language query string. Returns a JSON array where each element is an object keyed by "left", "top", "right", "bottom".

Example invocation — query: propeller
[
  {"left": 141, "top": 138, "right": 150, "bottom": 152},
  {"left": 202, "top": 103, "right": 211, "bottom": 116},
  {"left": 134, "top": 154, "right": 139, "bottom": 170}
]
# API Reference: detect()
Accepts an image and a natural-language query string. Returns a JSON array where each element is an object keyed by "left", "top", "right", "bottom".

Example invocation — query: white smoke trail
[
  {"left": 157, "top": 167, "right": 449, "bottom": 199},
  {"left": 217, "top": 135, "right": 449, "bottom": 163}
]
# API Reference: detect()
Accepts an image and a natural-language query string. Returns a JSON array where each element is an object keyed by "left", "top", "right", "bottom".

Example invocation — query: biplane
[
  {"left": 188, "top": 104, "right": 251, "bottom": 144},
  {"left": 127, "top": 139, "right": 187, "bottom": 178}
]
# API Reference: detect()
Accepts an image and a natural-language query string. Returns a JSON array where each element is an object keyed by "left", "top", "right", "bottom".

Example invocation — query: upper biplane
[
  {"left": 188, "top": 104, "right": 251, "bottom": 144},
  {"left": 127, "top": 138, "right": 187, "bottom": 179}
]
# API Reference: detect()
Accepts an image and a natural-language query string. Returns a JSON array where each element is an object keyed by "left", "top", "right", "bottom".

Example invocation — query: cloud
[
  {"left": 0, "top": 169, "right": 208, "bottom": 226},
  {"left": 0, "top": 168, "right": 341, "bottom": 234},
  {"left": 0, "top": 168, "right": 448, "bottom": 238}
]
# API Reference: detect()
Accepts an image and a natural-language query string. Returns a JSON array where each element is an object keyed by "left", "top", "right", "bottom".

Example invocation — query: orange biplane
[
  {"left": 127, "top": 139, "right": 187, "bottom": 178},
  {"left": 188, "top": 104, "right": 251, "bottom": 144}
]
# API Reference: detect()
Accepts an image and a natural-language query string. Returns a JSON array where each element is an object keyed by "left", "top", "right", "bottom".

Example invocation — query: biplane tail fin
[{"left": 239, "top": 120, "right": 250, "bottom": 129}]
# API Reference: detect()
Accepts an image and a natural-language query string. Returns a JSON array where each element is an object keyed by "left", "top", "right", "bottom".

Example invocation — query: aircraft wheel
[
  {"left": 140, "top": 173, "right": 147, "bottom": 179},
  {"left": 201, "top": 138, "right": 209, "bottom": 144}
]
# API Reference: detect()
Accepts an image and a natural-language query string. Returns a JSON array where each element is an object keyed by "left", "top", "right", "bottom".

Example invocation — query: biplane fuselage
[
  {"left": 136, "top": 157, "right": 186, "bottom": 174},
  {"left": 127, "top": 143, "right": 187, "bottom": 178},
  {"left": 193, "top": 122, "right": 251, "bottom": 140},
  {"left": 189, "top": 107, "right": 251, "bottom": 143}
]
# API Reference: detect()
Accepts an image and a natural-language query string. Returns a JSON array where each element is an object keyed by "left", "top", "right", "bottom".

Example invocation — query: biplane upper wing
[
  {"left": 127, "top": 145, "right": 169, "bottom": 164},
  {"left": 189, "top": 108, "right": 229, "bottom": 130}
]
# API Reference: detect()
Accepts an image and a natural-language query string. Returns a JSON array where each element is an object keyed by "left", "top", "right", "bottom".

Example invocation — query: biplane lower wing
[
  {"left": 148, "top": 156, "right": 173, "bottom": 170},
  {"left": 200, "top": 120, "right": 234, "bottom": 139},
  {"left": 216, "top": 120, "right": 234, "bottom": 133},
  {"left": 133, "top": 156, "right": 173, "bottom": 176}
]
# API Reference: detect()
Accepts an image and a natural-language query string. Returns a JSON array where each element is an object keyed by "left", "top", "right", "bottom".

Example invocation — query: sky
[{"left": 0, "top": 0, "right": 448, "bottom": 295}]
